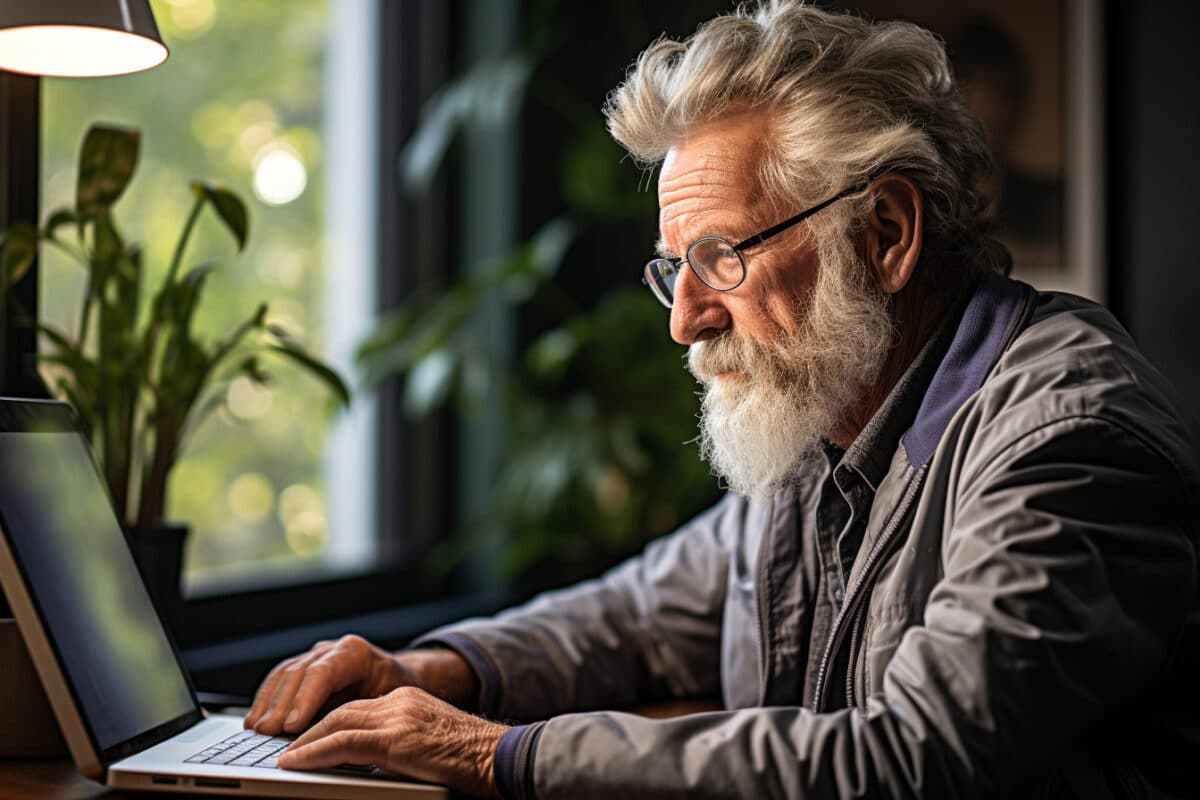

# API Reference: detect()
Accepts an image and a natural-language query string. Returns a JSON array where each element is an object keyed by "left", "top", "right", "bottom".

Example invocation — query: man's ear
[{"left": 860, "top": 173, "right": 923, "bottom": 294}]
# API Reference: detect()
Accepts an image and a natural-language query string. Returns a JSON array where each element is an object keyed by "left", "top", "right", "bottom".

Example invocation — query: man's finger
[
  {"left": 288, "top": 700, "right": 372, "bottom": 749},
  {"left": 278, "top": 730, "right": 378, "bottom": 771},
  {"left": 252, "top": 661, "right": 314, "bottom": 734},
  {"left": 244, "top": 657, "right": 300, "bottom": 728},
  {"left": 280, "top": 659, "right": 345, "bottom": 732},
  {"left": 284, "top": 651, "right": 372, "bottom": 729},
  {"left": 244, "top": 640, "right": 339, "bottom": 728}
]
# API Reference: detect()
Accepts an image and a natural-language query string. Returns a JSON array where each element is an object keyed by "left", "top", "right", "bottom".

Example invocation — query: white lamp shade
[{"left": 0, "top": 0, "right": 168, "bottom": 77}]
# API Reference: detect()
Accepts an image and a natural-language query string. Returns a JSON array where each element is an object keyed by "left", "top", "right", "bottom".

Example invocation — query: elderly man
[{"left": 245, "top": 3, "right": 1200, "bottom": 798}]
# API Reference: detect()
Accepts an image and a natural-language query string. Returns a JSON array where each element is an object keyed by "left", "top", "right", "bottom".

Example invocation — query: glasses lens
[
  {"left": 688, "top": 238, "right": 744, "bottom": 290},
  {"left": 644, "top": 258, "right": 679, "bottom": 307}
]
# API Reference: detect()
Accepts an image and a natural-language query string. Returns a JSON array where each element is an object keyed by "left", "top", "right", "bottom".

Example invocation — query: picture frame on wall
[{"left": 837, "top": 0, "right": 1106, "bottom": 301}]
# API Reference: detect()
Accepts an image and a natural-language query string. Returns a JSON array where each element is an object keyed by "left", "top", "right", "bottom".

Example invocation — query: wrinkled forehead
[{"left": 658, "top": 115, "right": 776, "bottom": 223}]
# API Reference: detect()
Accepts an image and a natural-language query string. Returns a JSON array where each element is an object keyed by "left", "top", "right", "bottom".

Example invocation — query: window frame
[{"left": 0, "top": 1, "right": 489, "bottom": 659}]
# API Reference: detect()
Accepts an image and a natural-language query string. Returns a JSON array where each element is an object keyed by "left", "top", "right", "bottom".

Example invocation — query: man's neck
[{"left": 829, "top": 283, "right": 958, "bottom": 450}]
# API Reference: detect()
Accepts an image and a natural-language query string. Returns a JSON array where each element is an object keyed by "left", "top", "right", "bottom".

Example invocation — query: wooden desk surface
[
  {"left": 0, "top": 759, "right": 149, "bottom": 800},
  {"left": 0, "top": 701, "right": 721, "bottom": 798}
]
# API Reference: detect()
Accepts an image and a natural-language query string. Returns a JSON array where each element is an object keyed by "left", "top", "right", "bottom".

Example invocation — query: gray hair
[{"left": 604, "top": 0, "right": 1010, "bottom": 288}]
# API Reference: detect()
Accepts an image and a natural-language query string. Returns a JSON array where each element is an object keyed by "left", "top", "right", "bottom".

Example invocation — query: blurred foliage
[
  {"left": 358, "top": 8, "right": 721, "bottom": 584},
  {"left": 38, "top": 0, "right": 339, "bottom": 580},
  {"left": 2, "top": 124, "right": 349, "bottom": 533}
]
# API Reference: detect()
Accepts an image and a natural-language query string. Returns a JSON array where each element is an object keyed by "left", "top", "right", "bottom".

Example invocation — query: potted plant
[
  {"left": 357, "top": 14, "right": 721, "bottom": 591},
  {"left": 0, "top": 124, "right": 350, "bottom": 618}
]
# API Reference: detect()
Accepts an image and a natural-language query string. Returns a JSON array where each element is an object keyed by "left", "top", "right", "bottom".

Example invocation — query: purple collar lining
[{"left": 900, "top": 273, "right": 1029, "bottom": 468}]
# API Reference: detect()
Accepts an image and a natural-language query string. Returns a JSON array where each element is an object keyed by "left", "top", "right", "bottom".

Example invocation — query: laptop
[{"left": 0, "top": 397, "right": 447, "bottom": 798}]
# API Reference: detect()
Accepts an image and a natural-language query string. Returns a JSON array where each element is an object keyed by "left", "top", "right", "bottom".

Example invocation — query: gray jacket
[{"left": 418, "top": 274, "right": 1200, "bottom": 799}]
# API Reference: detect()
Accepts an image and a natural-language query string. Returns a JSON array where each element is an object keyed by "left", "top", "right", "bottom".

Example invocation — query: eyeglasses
[{"left": 642, "top": 182, "right": 866, "bottom": 308}]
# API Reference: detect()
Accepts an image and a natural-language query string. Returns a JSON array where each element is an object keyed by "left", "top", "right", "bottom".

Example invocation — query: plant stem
[
  {"left": 165, "top": 193, "right": 206, "bottom": 288},
  {"left": 136, "top": 413, "right": 177, "bottom": 531}
]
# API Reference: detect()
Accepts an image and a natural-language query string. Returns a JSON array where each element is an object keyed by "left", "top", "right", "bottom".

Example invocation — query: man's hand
[
  {"left": 277, "top": 686, "right": 508, "bottom": 799},
  {"left": 244, "top": 635, "right": 478, "bottom": 735}
]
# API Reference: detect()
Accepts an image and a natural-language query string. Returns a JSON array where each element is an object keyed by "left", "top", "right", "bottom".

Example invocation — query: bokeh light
[
  {"left": 226, "top": 376, "right": 273, "bottom": 420},
  {"left": 253, "top": 145, "right": 307, "bottom": 206},
  {"left": 285, "top": 510, "right": 327, "bottom": 556},
  {"left": 227, "top": 472, "right": 275, "bottom": 522},
  {"left": 278, "top": 483, "right": 322, "bottom": 528},
  {"left": 162, "top": 0, "right": 218, "bottom": 40}
]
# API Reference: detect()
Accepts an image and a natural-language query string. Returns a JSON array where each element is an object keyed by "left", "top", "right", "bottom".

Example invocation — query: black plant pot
[{"left": 123, "top": 523, "right": 189, "bottom": 632}]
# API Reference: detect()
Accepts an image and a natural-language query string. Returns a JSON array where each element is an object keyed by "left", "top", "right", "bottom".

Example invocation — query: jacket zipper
[
  {"left": 755, "top": 496, "right": 777, "bottom": 706},
  {"left": 844, "top": 598, "right": 867, "bottom": 707},
  {"left": 811, "top": 467, "right": 927, "bottom": 712}
]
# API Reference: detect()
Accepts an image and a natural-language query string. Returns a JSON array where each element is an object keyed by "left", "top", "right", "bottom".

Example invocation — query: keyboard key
[
  {"left": 230, "top": 754, "right": 263, "bottom": 766},
  {"left": 207, "top": 751, "right": 241, "bottom": 765},
  {"left": 187, "top": 731, "right": 293, "bottom": 765}
]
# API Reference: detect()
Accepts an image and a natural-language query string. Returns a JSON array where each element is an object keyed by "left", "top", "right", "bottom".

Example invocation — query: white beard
[{"left": 686, "top": 236, "right": 895, "bottom": 499}]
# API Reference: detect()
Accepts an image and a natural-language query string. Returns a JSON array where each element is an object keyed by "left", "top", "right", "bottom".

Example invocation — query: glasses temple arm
[{"left": 733, "top": 182, "right": 868, "bottom": 250}]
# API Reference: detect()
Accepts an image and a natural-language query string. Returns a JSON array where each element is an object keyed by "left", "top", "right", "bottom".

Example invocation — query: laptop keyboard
[{"left": 185, "top": 729, "right": 292, "bottom": 769}]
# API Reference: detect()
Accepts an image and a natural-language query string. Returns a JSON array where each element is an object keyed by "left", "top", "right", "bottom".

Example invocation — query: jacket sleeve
[
  {"left": 506, "top": 416, "right": 1198, "bottom": 799},
  {"left": 411, "top": 492, "right": 743, "bottom": 721}
]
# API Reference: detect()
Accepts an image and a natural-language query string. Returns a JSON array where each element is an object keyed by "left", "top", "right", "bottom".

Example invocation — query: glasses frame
[{"left": 642, "top": 181, "right": 868, "bottom": 308}]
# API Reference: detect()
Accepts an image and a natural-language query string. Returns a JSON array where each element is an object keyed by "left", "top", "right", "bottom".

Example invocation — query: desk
[
  {"left": 0, "top": 759, "right": 150, "bottom": 799},
  {"left": 0, "top": 701, "right": 720, "bottom": 798}
]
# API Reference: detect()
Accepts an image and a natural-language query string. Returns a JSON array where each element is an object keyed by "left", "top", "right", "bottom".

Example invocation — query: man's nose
[{"left": 669, "top": 264, "right": 731, "bottom": 345}]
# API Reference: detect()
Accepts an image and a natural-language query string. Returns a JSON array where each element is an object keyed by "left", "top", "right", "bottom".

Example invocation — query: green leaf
[
  {"left": 238, "top": 355, "right": 271, "bottom": 385},
  {"left": 266, "top": 323, "right": 297, "bottom": 344},
  {"left": 400, "top": 54, "right": 533, "bottom": 193},
  {"left": 42, "top": 208, "right": 79, "bottom": 240},
  {"left": 526, "top": 327, "right": 577, "bottom": 379},
  {"left": 403, "top": 347, "right": 455, "bottom": 416},
  {"left": 355, "top": 305, "right": 418, "bottom": 362},
  {"left": 191, "top": 181, "right": 249, "bottom": 251},
  {"left": 485, "top": 217, "right": 575, "bottom": 301},
  {"left": 528, "top": 217, "right": 575, "bottom": 278},
  {"left": 0, "top": 223, "right": 38, "bottom": 287},
  {"left": 183, "top": 262, "right": 215, "bottom": 288},
  {"left": 39, "top": 323, "right": 94, "bottom": 377},
  {"left": 265, "top": 343, "right": 351, "bottom": 408},
  {"left": 175, "top": 261, "right": 217, "bottom": 334},
  {"left": 38, "top": 323, "right": 99, "bottom": 435},
  {"left": 92, "top": 212, "right": 123, "bottom": 289},
  {"left": 167, "top": 336, "right": 213, "bottom": 411},
  {"left": 76, "top": 125, "right": 140, "bottom": 220}
]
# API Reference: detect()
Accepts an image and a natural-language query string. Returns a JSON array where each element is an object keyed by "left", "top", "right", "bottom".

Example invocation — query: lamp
[{"left": 0, "top": 0, "right": 168, "bottom": 78}]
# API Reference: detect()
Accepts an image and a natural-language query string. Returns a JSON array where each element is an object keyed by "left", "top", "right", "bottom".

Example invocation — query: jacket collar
[
  {"left": 901, "top": 273, "right": 1030, "bottom": 467},
  {"left": 840, "top": 273, "right": 1030, "bottom": 489}
]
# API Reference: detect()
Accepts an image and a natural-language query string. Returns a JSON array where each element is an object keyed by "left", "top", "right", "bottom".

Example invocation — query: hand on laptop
[
  {"left": 276, "top": 685, "right": 507, "bottom": 799},
  {"left": 244, "top": 635, "right": 479, "bottom": 736}
]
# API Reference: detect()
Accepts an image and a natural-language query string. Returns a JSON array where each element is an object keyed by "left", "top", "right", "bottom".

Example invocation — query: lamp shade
[{"left": 0, "top": 0, "right": 168, "bottom": 78}]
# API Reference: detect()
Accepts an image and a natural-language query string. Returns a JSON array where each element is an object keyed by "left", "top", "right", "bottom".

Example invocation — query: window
[{"left": 39, "top": 0, "right": 379, "bottom": 593}]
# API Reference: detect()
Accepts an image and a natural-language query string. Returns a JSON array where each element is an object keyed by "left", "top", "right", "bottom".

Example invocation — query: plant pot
[{"left": 123, "top": 523, "right": 189, "bottom": 632}]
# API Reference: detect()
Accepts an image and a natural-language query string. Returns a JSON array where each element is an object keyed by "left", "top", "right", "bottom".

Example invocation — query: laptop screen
[{"left": 0, "top": 408, "right": 197, "bottom": 755}]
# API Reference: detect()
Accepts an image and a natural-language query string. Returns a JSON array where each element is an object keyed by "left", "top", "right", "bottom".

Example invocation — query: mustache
[{"left": 687, "top": 333, "right": 767, "bottom": 380}]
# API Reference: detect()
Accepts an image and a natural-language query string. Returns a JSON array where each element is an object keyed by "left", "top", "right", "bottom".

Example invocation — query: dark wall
[{"left": 1116, "top": 1, "right": 1200, "bottom": 420}]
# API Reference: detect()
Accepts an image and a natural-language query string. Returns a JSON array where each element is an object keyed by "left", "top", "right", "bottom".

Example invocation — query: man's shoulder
[{"left": 965, "top": 288, "right": 1198, "bottom": 480}]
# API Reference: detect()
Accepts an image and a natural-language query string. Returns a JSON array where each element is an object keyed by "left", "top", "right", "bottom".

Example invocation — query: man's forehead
[
  {"left": 656, "top": 115, "right": 774, "bottom": 249},
  {"left": 660, "top": 120, "right": 767, "bottom": 183},
  {"left": 657, "top": 114, "right": 771, "bottom": 205}
]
